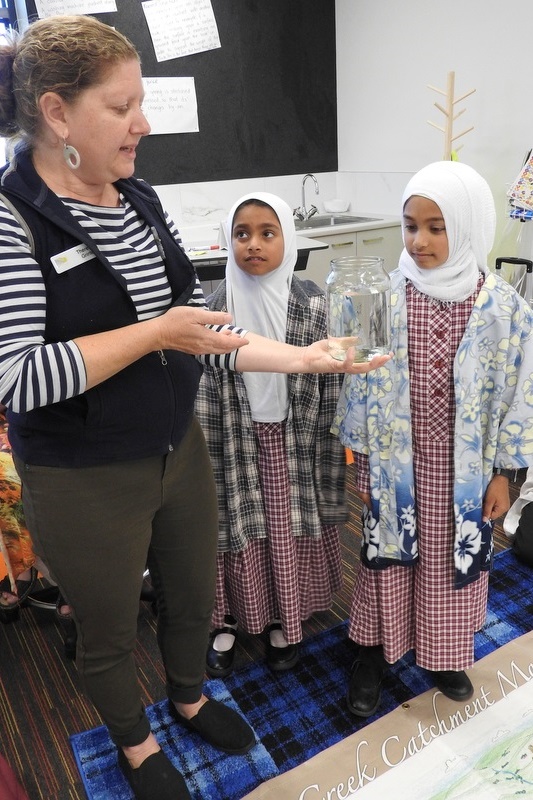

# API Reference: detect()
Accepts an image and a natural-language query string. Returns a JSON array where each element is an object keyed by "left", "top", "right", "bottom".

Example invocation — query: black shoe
[
  {"left": 346, "top": 646, "right": 387, "bottom": 718},
  {"left": 265, "top": 623, "right": 299, "bottom": 672},
  {"left": 432, "top": 670, "right": 473, "bottom": 701},
  {"left": 206, "top": 622, "right": 237, "bottom": 678},
  {"left": 26, "top": 584, "right": 60, "bottom": 610},
  {"left": 117, "top": 748, "right": 190, "bottom": 800},
  {"left": 168, "top": 698, "right": 255, "bottom": 755}
]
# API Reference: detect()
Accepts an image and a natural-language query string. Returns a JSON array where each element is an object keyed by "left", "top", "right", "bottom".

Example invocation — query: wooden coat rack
[{"left": 427, "top": 71, "right": 476, "bottom": 160}]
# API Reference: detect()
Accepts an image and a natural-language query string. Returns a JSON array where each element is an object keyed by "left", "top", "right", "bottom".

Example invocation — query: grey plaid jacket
[{"left": 195, "top": 275, "right": 348, "bottom": 552}]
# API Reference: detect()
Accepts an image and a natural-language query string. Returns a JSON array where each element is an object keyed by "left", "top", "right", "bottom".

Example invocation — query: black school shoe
[
  {"left": 117, "top": 748, "right": 191, "bottom": 800},
  {"left": 346, "top": 645, "right": 388, "bottom": 718},
  {"left": 206, "top": 620, "right": 238, "bottom": 678},
  {"left": 168, "top": 698, "right": 255, "bottom": 754},
  {"left": 431, "top": 670, "right": 474, "bottom": 701},
  {"left": 265, "top": 622, "right": 299, "bottom": 672}
]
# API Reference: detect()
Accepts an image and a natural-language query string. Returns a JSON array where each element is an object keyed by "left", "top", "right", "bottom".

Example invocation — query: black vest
[{"left": 0, "top": 150, "right": 203, "bottom": 467}]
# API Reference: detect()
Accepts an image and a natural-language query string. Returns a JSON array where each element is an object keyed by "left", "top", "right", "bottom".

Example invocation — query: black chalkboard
[{"left": 24, "top": 0, "right": 337, "bottom": 186}]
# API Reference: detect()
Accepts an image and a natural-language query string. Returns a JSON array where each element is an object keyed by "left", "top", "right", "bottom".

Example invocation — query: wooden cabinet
[{"left": 302, "top": 223, "right": 403, "bottom": 288}]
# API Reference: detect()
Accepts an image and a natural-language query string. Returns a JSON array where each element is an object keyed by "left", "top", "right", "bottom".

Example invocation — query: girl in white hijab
[
  {"left": 196, "top": 192, "right": 348, "bottom": 677},
  {"left": 333, "top": 160, "right": 533, "bottom": 718},
  {"left": 224, "top": 192, "right": 297, "bottom": 423},
  {"left": 398, "top": 159, "right": 495, "bottom": 301}
]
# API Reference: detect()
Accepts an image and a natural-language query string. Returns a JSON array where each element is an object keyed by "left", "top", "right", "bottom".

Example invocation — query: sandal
[
  {"left": 55, "top": 591, "right": 72, "bottom": 621},
  {"left": 0, "top": 566, "right": 37, "bottom": 622}
]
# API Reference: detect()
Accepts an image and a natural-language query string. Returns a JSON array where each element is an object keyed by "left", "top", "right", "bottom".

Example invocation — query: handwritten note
[
  {"left": 143, "top": 77, "right": 199, "bottom": 135},
  {"left": 142, "top": 0, "right": 221, "bottom": 62},
  {"left": 35, "top": 0, "right": 116, "bottom": 16}
]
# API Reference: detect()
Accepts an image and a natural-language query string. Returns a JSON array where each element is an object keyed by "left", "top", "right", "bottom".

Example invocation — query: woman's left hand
[{"left": 234, "top": 332, "right": 392, "bottom": 374}]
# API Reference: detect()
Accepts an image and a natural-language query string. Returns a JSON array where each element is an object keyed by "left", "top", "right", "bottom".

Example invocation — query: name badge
[{"left": 51, "top": 244, "right": 94, "bottom": 274}]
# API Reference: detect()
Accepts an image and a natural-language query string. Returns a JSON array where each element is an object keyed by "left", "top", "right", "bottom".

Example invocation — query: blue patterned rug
[{"left": 70, "top": 548, "right": 533, "bottom": 800}]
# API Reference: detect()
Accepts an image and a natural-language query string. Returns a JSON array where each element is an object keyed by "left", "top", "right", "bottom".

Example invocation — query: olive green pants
[{"left": 14, "top": 417, "right": 218, "bottom": 747}]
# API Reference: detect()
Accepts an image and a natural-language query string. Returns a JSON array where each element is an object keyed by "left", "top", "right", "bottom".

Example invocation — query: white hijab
[
  {"left": 398, "top": 161, "right": 496, "bottom": 302},
  {"left": 225, "top": 192, "right": 297, "bottom": 422}
]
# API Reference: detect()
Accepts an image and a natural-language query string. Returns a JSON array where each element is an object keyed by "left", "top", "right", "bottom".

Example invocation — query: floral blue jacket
[{"left": 332, "top": 270, "right": 533, "bottom": 587}]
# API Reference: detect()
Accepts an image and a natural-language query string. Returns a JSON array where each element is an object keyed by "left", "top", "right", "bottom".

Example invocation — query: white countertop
[{"left": 186, "top": 234, "right": 328, "bottom": 265}]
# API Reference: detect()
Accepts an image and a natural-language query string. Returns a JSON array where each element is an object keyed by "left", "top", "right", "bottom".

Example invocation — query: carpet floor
[
  {"left": 0, "top": 467, "right": 526, "bottom": 799},
  {"left": 70, "top": 548, "right": 533, "bottom": 800}
]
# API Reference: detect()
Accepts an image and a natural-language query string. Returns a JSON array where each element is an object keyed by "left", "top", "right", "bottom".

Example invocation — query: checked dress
[
  {"left": 348, "top": 279, "right": 489, "bottom": 671},
  {"left": 196, "top": 276, "right": 348, "bottom": 645}
]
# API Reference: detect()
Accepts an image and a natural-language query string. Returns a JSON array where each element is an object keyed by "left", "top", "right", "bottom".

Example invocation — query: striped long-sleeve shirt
[{"left": 0, "top": 195, "right": 245, "bottom": 413}]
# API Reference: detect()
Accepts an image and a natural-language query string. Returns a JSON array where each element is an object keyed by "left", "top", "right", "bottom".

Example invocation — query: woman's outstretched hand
[
  {"left": 77, "top": 309, "right": 392, "bottom": 392},
  {"left": 233, "top": 333, "right": 392, "bottom": 374},
  {"left": 156, "top": 311, "right": 393, "bottom": 373}
]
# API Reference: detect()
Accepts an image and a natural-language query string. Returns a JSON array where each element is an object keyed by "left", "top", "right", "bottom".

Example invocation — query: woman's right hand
[
  {"left": 75, "top": 306, "right": 249, "bottom": 392},
  {"left": 156, "top": 306, "right": 249, "bottom": 355}
]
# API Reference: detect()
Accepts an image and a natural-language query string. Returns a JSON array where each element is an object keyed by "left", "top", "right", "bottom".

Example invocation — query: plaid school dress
[
  {"left": 348, "top": 280, "right": 488, "bottom": 670},
  {"left": 196, "top": 276, "right": 348, "bottom": 643},
  {"left": 334, "top": 271, "right": 533, "bottom": 670}
]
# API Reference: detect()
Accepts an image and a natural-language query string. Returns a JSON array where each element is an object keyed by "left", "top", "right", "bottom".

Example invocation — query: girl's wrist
[{"left": 492, "top": 468, "right": 517, "bottom": 482}]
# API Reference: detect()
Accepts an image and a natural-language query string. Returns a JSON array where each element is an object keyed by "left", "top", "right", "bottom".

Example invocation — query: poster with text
[
  {"left": 142, "top": 0, "right": 220, "bottom": 63},
  {"left": 143, "top": 77, "right": 199, "bottom": 135},
  {"left": 35, "top": 0, "right": 116, "bottom": 17}
]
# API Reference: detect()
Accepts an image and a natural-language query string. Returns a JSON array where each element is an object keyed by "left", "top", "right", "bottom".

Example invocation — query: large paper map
[
  {"left": 354, "top": 668, "right": 533, "bottom": 798},
  {"left": 244, "top": 632, "right": 533, "bottom": 800}
]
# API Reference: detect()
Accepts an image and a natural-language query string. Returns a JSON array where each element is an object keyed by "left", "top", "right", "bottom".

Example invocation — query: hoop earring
[{"left": 63, "top": 140, "right": 81, "bottom": 170}]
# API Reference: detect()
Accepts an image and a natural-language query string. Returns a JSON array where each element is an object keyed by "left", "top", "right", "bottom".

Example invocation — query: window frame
[{"left": 0, "top": 0, "right": 16, "bottom": 33}]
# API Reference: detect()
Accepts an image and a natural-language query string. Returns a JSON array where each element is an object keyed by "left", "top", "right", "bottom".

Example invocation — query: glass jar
[{"left": 326, "top": 256, "right": 391, "bottom": 363}]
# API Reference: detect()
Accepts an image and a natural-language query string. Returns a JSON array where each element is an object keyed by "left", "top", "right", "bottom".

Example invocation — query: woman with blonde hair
[{"left": 0, "top": 15, "right": 389, "bottom": 798}]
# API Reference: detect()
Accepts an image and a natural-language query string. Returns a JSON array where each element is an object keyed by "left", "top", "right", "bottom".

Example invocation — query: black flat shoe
[
  {"left": 346, "top": 645, "right": 388, "bottom": 718},
  {"left": 168, "top": 698, "right": 255, "bottom": 755},
  {"left": 266, "top": 641, "right": 299, "bottom": 672},
  {"left": 266, "top": 622, "right": 300, "bottom": 672},
  {"left": 117, "top": 748, "right": 190, "bottom": 800},
  {"left": 265, "top": 623, "right": 299, "bottom": 672},
  {"left": 206, "top": 623, "right": 237, "bottom": 678},
  {"left": 432, "top": 670, "right": 474, "bottom": 701}
]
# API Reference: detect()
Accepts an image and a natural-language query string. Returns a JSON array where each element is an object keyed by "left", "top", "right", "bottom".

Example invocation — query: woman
[{"left": 0, "top": 15, "right": 390, "bottom": 800}]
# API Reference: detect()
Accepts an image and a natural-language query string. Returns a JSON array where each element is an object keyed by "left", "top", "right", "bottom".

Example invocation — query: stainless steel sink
[{"left": 294, "top": 214, "right": 382, "bottom": 230}]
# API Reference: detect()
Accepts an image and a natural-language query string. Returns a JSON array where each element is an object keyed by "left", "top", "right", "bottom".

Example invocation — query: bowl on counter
[{"left": 323, "top": 198, "right": 350, "bottom": 213}]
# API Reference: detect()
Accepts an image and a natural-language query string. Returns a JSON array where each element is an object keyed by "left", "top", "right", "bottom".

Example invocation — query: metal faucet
[{"left": 293, "top": 173, "right": 319, "bottom": 221}]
